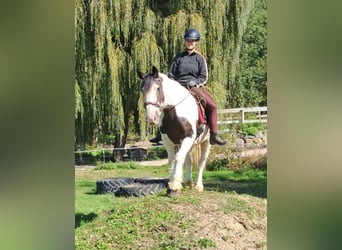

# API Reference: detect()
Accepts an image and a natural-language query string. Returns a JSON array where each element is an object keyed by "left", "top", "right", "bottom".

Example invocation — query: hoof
[
  {"left": 166, "top": 188, "right": 181, "bottom": 196},
  {"left": 185, "top": 181, "right": 194, "bottom": 189},
  {"left": 194, "top": 185, "right": 204, "bottom": 192}
]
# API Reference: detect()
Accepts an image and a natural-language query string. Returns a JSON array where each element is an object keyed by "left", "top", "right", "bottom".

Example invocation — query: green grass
[
  {"left": 75, "top": 192, "right": 199, "bottom": 249},
  {"left": 95, "top": 161, "right": 141, "bottom": 170},
  {"left": 204, "top": 169, "right": 266, "bottom": 182},
  {"left": 75, "top": 164, "right": 266, "bottom": 249},
  {"left": 224, "top": 196, "right": 255, "bottom": 218}
]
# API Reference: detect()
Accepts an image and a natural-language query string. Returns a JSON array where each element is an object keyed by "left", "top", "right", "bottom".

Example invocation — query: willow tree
[
  {"left": 75, "top": 0, "right": 265, "bottom": 149},
  {"left": 235, "top": 0, "right": 267, "bottom": 107}
]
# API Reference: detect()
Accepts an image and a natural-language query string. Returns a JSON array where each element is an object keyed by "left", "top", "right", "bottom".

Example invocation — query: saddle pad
[{"left": 198, "top": 104, "right": 207, "bottom": 124}]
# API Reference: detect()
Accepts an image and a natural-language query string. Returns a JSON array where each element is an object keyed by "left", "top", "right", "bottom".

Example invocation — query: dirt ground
[{"left": 173, "top": 192, "right": 267, "bottom": 250}]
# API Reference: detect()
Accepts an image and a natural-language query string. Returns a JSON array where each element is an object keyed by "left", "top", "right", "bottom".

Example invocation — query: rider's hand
[{"left": 188, "top": 81, "right": 197, "bottom": 87}]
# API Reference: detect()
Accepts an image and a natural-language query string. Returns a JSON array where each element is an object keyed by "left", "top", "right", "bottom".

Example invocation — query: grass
[
  {"left": 75, "top": 191, "right": 199, "bottom": 249},
  {"left": 94, "top": 161, "right": 141, "bottom": 170},
  {"left": 75, "top": 162, "right": 267, "bottom": 249}
]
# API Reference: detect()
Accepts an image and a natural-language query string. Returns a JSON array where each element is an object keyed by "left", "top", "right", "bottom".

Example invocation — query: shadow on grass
[
  {"left": 205, "top": 180, "right": 267, "bottom": 198},
  {"left": 203, "top": 170, "right": 267, "bottom": 198},
  {"left": 75, "top": 212, "right": 98, "bottom": 228},
  {"left": 85, "top": 189, "right": 97, "bottom": 195}
]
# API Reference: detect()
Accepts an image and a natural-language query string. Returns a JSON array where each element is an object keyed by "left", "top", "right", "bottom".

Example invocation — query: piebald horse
[{"left": 138, "top": 66, "right": 211, "bottom": 195}]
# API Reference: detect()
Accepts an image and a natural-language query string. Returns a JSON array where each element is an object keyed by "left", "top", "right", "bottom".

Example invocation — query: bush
[
  {"left": 241, "top": 122, "right": 265, "bottom": 136},
  {"left": 147, "top": 146, "right": 168, "bottom": 160},
  {"left": 75, "top": 150, "right": 112, "bottom": 165},
  {"left": 207, "top": 153, "right": 267, "bottom": 171},
  {"left": 95, "top": 162, "right": 140, "bottom": 170}
]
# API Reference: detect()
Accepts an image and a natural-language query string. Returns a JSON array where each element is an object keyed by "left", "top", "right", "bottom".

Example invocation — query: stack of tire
[{"left": 96, "top": 177, "right": 169, "bottom": 197}]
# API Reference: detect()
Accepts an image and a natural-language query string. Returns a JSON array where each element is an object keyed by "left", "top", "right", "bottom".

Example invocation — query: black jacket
[{"left": 168, "top": 51, "right": 208, "bottom": 87}]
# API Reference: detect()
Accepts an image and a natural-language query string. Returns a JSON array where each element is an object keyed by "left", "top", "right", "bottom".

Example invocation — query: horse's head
[{"left": 137, "top": 66, "right": 165, "bottom": 124}]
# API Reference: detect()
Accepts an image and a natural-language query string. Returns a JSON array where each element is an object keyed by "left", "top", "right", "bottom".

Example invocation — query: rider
[{"left": 150, "top": 28, "right": 226, "bottom": 145}]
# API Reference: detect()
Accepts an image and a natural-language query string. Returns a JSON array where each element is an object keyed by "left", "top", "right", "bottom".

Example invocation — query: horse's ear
[
  {"left": 137, "top": 71, "right": 145, "bottom": 79},
  {"left": 152, "top": 66, "right": 158, "bottom": 78}
]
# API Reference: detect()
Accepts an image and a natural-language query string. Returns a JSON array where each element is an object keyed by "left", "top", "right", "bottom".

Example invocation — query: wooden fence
[{"left": 217, "top": 106, "right": 267, "bottom": 126}]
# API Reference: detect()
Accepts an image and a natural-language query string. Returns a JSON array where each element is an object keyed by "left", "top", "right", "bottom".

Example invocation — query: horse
[{"left": 138, "top": 66, "right": 212, "bottom": 195}]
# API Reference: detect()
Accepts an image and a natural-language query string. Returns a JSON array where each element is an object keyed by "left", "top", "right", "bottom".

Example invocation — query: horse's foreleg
[
  {"left": 168, "top": 153, "right": 184, "bottom": 191},
  {"left": 195, "top": 140, "right": 211, "bottom": 192},
  {"left": 168, "top": 137, "right": 195, "bottom": 191}
]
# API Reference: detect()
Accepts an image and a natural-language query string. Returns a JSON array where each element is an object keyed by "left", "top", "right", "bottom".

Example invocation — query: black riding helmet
[{"left": 184, "top": 29, "right": 200, "bottom": 41}]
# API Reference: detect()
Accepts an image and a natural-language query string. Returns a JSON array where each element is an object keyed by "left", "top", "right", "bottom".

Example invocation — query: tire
[
  {"left": 96, "top": 177, "right": 135, "bottom": 194},
  {"left": 116, "top": 183, "right": 167, "bottom": 197},
  {"left": 134, "top": 177, "right": 169, "bottom": 185}
]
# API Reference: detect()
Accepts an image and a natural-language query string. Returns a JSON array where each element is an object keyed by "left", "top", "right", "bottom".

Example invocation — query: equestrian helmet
[{"left": 184, "top": 29, "right": 200, "bottom": 41}]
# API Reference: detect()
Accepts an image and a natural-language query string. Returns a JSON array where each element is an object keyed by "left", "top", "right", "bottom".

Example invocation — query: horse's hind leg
[
  {"left": 162, "top": 138, "right": 176, "bottom": 176},
  {"left": 195, "top": 140, "right": 211, "bottom": 192},
  {"left": 185, "top": 153, "right": 193, "bottom": 188}
]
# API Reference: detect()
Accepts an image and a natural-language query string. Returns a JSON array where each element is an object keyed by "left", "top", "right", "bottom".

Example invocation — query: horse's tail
[{"left": 190, "top": 144, "right": 201, "bottom": 170}]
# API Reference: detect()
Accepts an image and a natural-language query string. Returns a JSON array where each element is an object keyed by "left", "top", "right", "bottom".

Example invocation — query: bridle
[
  {"left": 144, "top": 91, "right": 190, "bottom": 110},
  {"left": 142, "top": 73, "right": 191, "bottom": 110},
  {"left": 143, "top": 101, "right": 161, "bottom": 108}
]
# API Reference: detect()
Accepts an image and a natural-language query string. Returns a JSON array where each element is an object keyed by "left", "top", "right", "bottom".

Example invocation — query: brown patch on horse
[{"left": 160, "top": 107, "right": 193, "bottom": 145}]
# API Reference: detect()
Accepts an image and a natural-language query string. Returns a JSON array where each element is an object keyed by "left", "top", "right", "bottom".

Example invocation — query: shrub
[
  {"left": 95, "top": 162, "right": 140, "bottom": 170},
  {"left": 147, "top": 146, "right": 168, "bottom": 160},
  {"left": 207, "top": 152, "right": 267, "bottom": 171}
]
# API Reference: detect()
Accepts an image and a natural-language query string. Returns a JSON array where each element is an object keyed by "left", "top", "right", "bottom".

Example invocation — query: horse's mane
[
  {"left": 158, "top": 73, "right": 171, "bottom": 81},
  {"left": 158, "top": 73, "right": 183, "bottom": 88}
]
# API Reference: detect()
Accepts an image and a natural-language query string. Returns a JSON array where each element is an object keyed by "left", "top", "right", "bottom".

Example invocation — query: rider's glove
[{"left": 188, "top": 81, "right": 197, "bottom": 87}]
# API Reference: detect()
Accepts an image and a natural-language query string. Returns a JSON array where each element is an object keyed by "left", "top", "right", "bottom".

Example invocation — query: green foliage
[
  {"left": 195, "top": 238, "right": 217, "bottom": 248},
  {"left": 146, "top": 146, "right": 168, "bottom": 160},
  {"left": 204, "top": 169, "right": 266, "bottom": 182},
  {"left": 207, "top": 139, "right": 267, "bottom": 171},
  {"left": 95, "top": 161, "right": 140, "bottom": 170},
  {"left": 233, "top": 0, "right": 267, "bottom": 107},
  {"left": 241, "top": 122, "right": 265, "bottom": 136},
  {"left": 75, "top": 149, "right": 112, "bottom": 165},
  {"left": 224, "top": 196, "right": 255, "bottom": 218}
]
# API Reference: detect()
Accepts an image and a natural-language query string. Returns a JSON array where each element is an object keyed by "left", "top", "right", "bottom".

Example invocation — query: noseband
[{"left": 144, "top": 101, "right": 161, "bottom": 108}]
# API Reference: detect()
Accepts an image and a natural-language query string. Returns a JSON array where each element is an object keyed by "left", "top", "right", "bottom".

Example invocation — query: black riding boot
[
  {"left": 149, "top": 131, "right": 162, "bottom": 143},
  {"left": 210, "top": 132, "right": 227, "bottom": 145}
]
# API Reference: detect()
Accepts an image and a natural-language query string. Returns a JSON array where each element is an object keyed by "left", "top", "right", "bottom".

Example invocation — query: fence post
[{"left": 241, "top": 109, "right": 245, "bottom": 124}]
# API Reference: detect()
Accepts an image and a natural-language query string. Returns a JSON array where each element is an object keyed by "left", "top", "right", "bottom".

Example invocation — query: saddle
[{"left": 189, "top": 87, "right": 207, "bottom": 125}]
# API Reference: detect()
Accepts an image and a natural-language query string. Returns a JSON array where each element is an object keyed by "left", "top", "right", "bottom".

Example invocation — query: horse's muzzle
[
  {"left": 146, "top": 115, "right": 159, "bottom": 124},
  {"left": 145, "top": 107, "right": 160, "bottom": 124}
]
